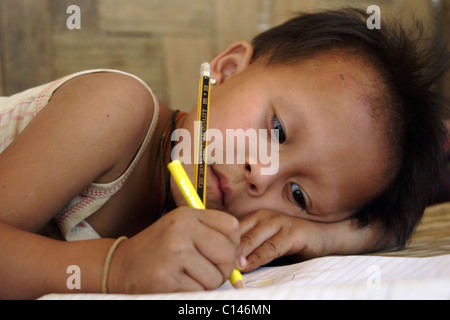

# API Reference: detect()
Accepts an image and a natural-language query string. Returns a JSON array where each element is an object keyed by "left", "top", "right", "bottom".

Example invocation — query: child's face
[{"left": 174, "top": 53, "right": 393, "bottom": 223}]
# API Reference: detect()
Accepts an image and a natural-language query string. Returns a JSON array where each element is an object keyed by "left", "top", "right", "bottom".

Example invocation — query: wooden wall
[{"left": 0, "top": 0, "right": 448, "bottom": 110}]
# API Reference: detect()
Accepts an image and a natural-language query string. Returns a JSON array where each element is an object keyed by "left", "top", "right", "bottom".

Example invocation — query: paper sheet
[{"left": 39, "top": 254, "right": 450, "bottom": 300}]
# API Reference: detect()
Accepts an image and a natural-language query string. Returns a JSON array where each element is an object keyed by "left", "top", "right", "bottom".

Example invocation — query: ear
[{"left": 210, "top": 41, "right": 254, "bottom": 84}]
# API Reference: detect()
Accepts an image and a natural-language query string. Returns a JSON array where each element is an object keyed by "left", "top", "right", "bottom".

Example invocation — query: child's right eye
[{"left": 271, "top": 114, "right": 286, "bottom": 144}]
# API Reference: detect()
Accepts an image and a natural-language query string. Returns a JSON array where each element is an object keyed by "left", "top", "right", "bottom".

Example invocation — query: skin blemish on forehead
[{"left": 339, "top": 74, "right": 345, "bottom": 81}]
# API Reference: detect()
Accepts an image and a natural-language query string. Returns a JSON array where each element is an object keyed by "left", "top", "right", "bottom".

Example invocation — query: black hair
[{"left": 251, "top": 8, "right": 449, "bottom": 246}]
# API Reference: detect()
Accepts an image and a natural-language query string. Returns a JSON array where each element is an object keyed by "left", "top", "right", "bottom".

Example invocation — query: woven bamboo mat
[{"left": 374, "top": 202, "right": 450, "bottom": 257}]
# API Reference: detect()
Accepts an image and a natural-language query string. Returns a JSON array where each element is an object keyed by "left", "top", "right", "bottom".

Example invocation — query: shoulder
[
  {"left": 54, "top": 71, "right": 156, "bottom": 124},
  {"left": 0, "top": 71, "right": 160, "bottom": 230},
  {"left": 51, "top": 71, "right": 156, "bottom": 136},
  {"left": 48, "top": 71, "right": 158, "bottom": 180}
]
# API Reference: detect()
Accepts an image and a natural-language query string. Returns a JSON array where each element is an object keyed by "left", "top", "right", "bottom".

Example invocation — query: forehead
[
  {"left": 248, "top": 51, "right": 384, "bottom": 123},
  {"left": 268, "top": 51, "right": 381, "bottom": 96}
]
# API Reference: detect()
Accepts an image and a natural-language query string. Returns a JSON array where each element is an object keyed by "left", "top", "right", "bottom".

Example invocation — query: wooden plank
[
  {"left": 52, "top": 33, "right": 167, "bottom": 103},
  {"left": 50, "top": 0, "right": 98, "bottom": 33},
  {"left": 97, "top": 0, "right": 214, "bottom": 35},
  {"left": 0, "top": 0, "right": 54, "bottom": 95},
  {"left": 215, "top": 0, "right": 260, "bottom": 52},
  {"left": 272, "top": 0, "right": 318, "bottom": 26},
  {"left": 0, "top": 36, "right": 3, "bottom": 96},
  {"left": 162, "top": 35, "right": 213, "bottom": 110},
  {"left": 398, "top": 0, "right": 433, "bottom": 30}
]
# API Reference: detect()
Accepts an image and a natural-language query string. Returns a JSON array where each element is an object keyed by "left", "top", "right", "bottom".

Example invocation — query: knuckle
[
  {"left": 219, "top": 213, "right": 239, "bottom": 233},
  {"left": 229, "top": 216, "right": 240, "bottom": 233},
  {"left": 167, "top": 208, "right": 195, "bottom": 228},
  {"left": 210, "top": 272, "right": 227, "bottom": 290},
  {"left": 261, "top": 209, "right": 281, "bottom": 223},
  {"left": 214, "top": 245, "right": 236, "bottom": 268},
  {"left": 240, "top": 234, "right": 254, "bottom": 247},
  {"left": 155, "top": 273, "right": 181, "bottom": 293},
  {"left": 252, "top": 250, "right": 266, "bottom": 262},
  {"left": 257, "top": 209, "right": 273, "bottom": 220},
  {"left": 218, "top": 266, "right": 236, "bottom": 288},
  {"left": 227, "top": 217, "right": 241, "bottom": 243},
  {"left": 262, "top": 239, "right": 278, "bottom": 255},
  {"left": 165, "top": 241, "right": 185, "bottom": 256}
]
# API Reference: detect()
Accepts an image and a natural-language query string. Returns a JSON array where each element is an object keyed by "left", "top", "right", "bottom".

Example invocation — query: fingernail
[
  {"left": 235, "top": 248, "right": 247, "bottom": 269},
  {"left": 237, "top": 255, "right": 247, "bottom": 270}
]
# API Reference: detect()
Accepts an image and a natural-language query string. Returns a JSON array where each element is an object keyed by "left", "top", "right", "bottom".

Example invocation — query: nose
[{"left": 244, "top": 161, "right": 277, "bottom": 197}]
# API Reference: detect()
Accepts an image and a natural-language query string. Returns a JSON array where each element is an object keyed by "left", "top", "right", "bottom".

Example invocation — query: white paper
[{"left": 39, "top": 254, "right": 450, "bottom": 300}]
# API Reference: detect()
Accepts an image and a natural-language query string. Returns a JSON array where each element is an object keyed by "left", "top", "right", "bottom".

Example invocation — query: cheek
[
  {"left": 210, "top": 89, "right": 264, "bottom": 132},
  {"left": 209, "top": 107, "right": 254, "bottom": 133},
  {"left": 311, "top": 210, "right": 354, "bottom": 223},
  {"left": 226, "top": 195, "right": 289, "bottom": 219}
]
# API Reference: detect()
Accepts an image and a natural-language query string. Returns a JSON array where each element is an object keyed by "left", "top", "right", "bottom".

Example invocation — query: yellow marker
[
  {"left": 168, "top": 159, "right": 245, "bottom": 289},
  {"left": 168, "top": 159, "right": 205, "bottom": 210}
]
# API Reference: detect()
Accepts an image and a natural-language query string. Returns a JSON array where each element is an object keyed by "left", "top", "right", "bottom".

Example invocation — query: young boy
[{"left": 0, "top": 8, "right": 447, "bottom": 299}]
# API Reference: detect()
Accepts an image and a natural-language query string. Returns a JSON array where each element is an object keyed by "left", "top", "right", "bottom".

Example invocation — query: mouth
[{"left": 209, "top": 165, "right": 231, "bottom": 207}]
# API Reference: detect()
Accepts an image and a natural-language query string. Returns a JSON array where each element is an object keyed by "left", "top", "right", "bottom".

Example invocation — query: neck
[{"left": 160, "top": 108, "right": 189, "bottom": 214}]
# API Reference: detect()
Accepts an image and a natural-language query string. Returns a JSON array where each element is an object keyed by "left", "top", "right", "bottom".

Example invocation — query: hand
[
  {"left": 107, "top": 207, "right": 242, "bottom": 293},
  {"left": 238, "top": 210, "right": 327, "bottom": 272}
]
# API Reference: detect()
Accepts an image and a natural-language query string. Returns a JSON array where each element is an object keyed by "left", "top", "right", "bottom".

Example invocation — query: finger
[
  {"left": 161, "top": 269, "right": 206, "bottom": 293},
  {"left": 242, "top": 231, "right": 287, "bottom": 272},
  {"left": 195, "top": 209, "right": 241, "bottom": 248},
  {"left": 139, "top": 257, "right": 206, "bottom": 293},
  {"left": 191, "top": 223, "right": 238, "bottom": 285},
  {"left": 240, "top": 219, "right": 279, "bottom": 258},
  {"left": 181, "top": 250, "right": 227, "bottom": 290},
  {"left": 238, "top": 212, "right": 259, "bottom": 235}
]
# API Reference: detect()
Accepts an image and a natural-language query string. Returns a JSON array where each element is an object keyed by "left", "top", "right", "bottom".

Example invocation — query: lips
[{"left": 210, "top": 165, "right": 231, "bottom": 207}]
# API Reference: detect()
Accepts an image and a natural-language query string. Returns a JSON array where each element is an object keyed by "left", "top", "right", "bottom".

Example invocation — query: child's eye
[
  {"left": 271, "top": 114, "right": 286, "bottom": 144},
  {"left": 290, "top": 183, "right": 306, "bottom": 210}
]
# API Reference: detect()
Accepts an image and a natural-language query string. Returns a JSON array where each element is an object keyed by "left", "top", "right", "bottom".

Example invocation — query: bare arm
[
  {"left": 0, "top": 221, "right": 115, "bottom": 299},
  {"left": 238, "top": 210, "right": 397, "bottom": 272},
  {"left": 0, "top": 72, "right": 154, "bottom": 298},
  {"left": 314, "top": 217, "right": 396, "bottom": 258}
]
